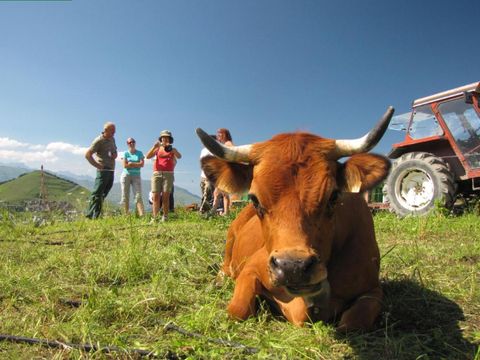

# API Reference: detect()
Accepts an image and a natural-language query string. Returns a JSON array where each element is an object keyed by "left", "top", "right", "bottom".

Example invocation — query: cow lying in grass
[{"left": 197, "top": 107, "right": 393, "bottom": 330}]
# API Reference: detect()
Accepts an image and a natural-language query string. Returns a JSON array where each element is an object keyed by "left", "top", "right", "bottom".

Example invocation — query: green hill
[{"left": 0, "top": 170, "right": 90, "bottom": 209}]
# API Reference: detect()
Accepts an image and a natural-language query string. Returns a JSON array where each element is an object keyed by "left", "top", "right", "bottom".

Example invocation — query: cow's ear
[
  {"left": 339, "top": 153, "right": 391, "bottom": 193},
  {"left": 201, "top": 156, "right": 253, "bottom": 194}
]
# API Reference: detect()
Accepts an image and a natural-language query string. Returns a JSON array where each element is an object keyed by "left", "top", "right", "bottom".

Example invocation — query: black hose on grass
[
  {"left": 164, "top": 322, "right": 259, "bottom": 355},
  {"left": 0, "top": 334, "right": 158, "bottom": 357},
  {"left": 0, "top": 238, "right": 73, "bottom": 246},
  {"left": 0, "top": 322, "right": 259, "bottom": 356}
]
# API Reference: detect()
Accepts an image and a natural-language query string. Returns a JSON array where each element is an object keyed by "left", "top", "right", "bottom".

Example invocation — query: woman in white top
[{"left": 213, "top": 128, "right": 234, "bottom": 215}]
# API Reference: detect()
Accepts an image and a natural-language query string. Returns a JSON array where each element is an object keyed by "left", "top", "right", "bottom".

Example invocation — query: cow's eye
[
  {"left": 326, "top": 190, "right": 339, "bottom": 217},
  {"left": 248, "top": 193, "right": 266, "bottom": 219},
  {"left": 329, "top": 190, "right": 339, "bottom": 205},
  {"left": 248, "top": 193, "right": 259, "bottom": 207}
]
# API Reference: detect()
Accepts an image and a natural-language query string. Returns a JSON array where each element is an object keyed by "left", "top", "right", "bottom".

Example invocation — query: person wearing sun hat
[
  {"left": 146, "top": 130, "right": 182, "bottom": 221},
  {"left": 121, "top": 137, "right": 145, "bottom": 216}
]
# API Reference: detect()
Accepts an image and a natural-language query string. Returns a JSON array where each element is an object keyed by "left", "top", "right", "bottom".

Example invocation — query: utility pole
[{"left": 40, "top": 165, "right": 49, "bottom": 210}]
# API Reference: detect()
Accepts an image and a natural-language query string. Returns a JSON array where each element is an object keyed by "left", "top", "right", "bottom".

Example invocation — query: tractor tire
[{"left": 386, "top": 152, "right": 456, "bottom": 216}]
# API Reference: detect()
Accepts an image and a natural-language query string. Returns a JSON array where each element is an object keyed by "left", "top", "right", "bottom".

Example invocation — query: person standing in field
[
  {"left": 149, "top": 190, "right": 175, "bottom": 212},
  {"left": 212, "top": 128, "right": 233, "bottom": 216},
  {"left": 85, "top": 122, "right": 118, "bottom": 219},
  {"left": 199, "top": 134, "right": 216, "bottom": 214},
  {"left": 146, "top": 130, "right": 181, "bottom": 222},
  {"left": 121, "top": 137, "right": 145, "bottom": 216}
]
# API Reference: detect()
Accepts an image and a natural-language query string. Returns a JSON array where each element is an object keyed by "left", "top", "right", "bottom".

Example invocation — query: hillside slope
[{"left": 0, "top": 171, "right": 90, "bottom": 208}]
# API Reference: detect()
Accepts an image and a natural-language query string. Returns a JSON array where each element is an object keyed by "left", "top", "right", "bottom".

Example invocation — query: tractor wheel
[{"left": 386, "top": 152, "right": 456, "bottom": 216}]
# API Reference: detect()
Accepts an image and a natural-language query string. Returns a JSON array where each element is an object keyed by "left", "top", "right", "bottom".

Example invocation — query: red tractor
[{"left": 385, "top": 81, "right": 480, "bottom": 216}]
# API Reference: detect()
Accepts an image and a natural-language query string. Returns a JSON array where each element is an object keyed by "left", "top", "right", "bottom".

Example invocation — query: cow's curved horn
[
  {"left": 196, "top": 128, "right": 252, "bottom": 163},
  {"left": 334, "top": 106, "right": 394, "bottom": 158}
]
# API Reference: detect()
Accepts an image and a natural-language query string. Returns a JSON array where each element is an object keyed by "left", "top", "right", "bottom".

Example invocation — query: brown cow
[{"left": 197, "top": 107, "right": 394, "bottom": 330}]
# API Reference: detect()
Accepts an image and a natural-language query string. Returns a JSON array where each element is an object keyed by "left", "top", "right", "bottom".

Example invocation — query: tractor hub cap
[{"left": 396, "top": 169, "right": 434, "bottom": 211}]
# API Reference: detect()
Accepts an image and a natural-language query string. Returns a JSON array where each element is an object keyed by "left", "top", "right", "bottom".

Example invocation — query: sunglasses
[{"left": 127, "top": 141, "right": 135, "bottom": 145}]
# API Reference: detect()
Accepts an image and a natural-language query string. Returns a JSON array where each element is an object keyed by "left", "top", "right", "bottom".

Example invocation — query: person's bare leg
[
  {"left": 223, "top": 194, "right": 231, "bottom": 215},
  {"left": 152, "top": 192, "right": 160, "bottom": 218},
  {"left": 212, "top": 188, "right": 220, "bottom": 214},
  {"left": 136, "top": 201, "right": 144, "bottom": 217},
  {"left": 162, "top": 191, "right": 170, "bottom": 220}
]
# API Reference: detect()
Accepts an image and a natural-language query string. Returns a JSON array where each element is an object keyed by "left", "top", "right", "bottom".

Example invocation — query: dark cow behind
[{"left": 197, "top": 107, "right": 394, "bottom": 330}]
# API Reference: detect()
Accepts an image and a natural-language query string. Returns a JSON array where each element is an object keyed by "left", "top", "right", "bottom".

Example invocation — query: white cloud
[
  {"left": 46, "top": 142, "right": 88, "bottom": 156},
  {"left": 0, "top": 149, "right": 58, "bottom": 163},
  {"left": 0, "top": 137, "right": 90, "bottom": 175},
  {"left": 29, "top": 144, "right": 46, "bottom": 151},
  {"left": 0, "top": 137, "right": 31, "bottom": 149}
]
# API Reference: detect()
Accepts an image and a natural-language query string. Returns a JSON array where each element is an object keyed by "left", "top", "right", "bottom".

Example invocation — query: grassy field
[{"left": 0, "top": 208, "right": 478, "bottom": 359}]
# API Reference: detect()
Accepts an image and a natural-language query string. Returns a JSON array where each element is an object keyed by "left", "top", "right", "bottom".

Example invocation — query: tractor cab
[{"left": 385, "top": 81, "right": 480, "bottom": 216}]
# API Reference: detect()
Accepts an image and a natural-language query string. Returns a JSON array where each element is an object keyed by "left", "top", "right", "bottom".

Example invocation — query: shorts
[{"left": 151, "top": 171, "right": 174, "bottom": 193}]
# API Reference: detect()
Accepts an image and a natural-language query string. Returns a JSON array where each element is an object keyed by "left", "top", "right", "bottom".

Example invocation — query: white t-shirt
[{"left": 200, "top": 147, "right": 212, "bottom": 179}]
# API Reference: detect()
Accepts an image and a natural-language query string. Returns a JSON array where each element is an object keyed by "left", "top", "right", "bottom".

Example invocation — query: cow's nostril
[
  {"left": 269, "top": 256, "right": 287, "bottom": 285},
  {"left": 302, "top": 255, "right": 317, "bottom": 274},
  {"left": 270, "top": 256, "right": 280, "bottom": 269}
]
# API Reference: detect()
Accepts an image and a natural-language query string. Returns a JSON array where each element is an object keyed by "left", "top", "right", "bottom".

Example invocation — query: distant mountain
[
  {"left": 0, "top": 165, "right": 31, "bottom": 183},
  {"left": 56, "top": 170, "right": 96, "bottom": 184},
  {"left": 0, "top": 170, "right": 90, "bottom": 209}
]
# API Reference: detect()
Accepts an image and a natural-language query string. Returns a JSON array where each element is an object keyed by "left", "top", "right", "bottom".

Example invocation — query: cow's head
[{"left": 197, "top": 107, "right": 393, "bottom": 298}]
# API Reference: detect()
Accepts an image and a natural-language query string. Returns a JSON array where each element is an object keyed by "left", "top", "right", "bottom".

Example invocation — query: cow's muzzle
[{"left": 269, "top": 250, "right": 327, "bottom": 296}]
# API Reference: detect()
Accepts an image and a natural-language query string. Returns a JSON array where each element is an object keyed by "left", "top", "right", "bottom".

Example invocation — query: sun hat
[{"left": 159, "top": 130, "right": 174, "bottom": 143}]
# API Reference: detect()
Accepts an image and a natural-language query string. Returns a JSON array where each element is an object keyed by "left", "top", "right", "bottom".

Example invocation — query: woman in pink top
[{"left": 146, "top": 130, "right": 182, "bottom": 221}]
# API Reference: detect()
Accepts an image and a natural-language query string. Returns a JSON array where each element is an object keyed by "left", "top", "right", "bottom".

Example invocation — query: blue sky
[{"left": 0, "top": 0, "right": 478, "bottom": 195}]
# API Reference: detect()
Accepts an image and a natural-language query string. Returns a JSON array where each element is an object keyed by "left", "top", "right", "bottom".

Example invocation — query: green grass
[{"left": 0, "top": 209, "right": 478, "bottom": 359}]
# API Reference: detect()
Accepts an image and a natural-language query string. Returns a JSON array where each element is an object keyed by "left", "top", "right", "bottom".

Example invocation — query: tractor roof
[{"left": 413, "top": 81, "right": 480, "bottom": 108}]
